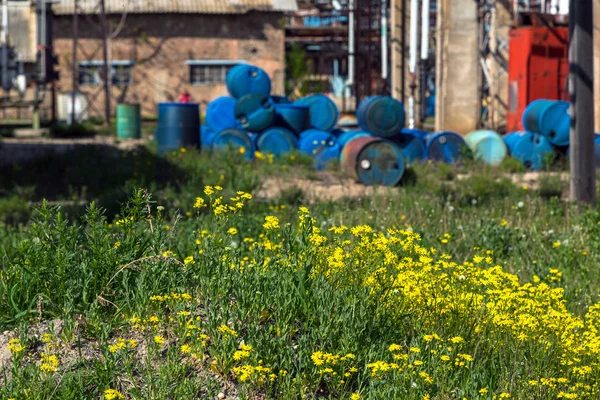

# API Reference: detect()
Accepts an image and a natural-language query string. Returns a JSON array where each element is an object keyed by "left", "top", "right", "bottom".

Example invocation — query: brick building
[{"left": 52, "top": 0, "right": 297, "bottom": 117}]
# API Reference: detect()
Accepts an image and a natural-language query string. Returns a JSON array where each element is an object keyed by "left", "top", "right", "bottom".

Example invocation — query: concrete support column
[
  {"left": 488, "top": 3, "right": 511, "bottom": 132},
  {"left": 435, "top": 0, "right": 479, "bottom": 134}
]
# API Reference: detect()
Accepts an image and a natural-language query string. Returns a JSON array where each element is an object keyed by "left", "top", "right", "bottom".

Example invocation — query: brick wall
[{"left": 53, "top": 12, "right": 286, "bottom": 118}]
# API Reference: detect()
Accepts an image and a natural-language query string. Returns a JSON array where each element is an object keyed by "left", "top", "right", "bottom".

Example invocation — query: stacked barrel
[
  {"left": 202, "top": 64, "right": 343, "bottom": 169},
  {"left": 503, "top": 99, "right": 570, "bottom": 170},
  {"left": 202, "top": 63, "right": 475, "bottom": 186}
]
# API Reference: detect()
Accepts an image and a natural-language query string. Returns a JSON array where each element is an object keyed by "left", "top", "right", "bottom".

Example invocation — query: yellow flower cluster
[
  {"left": 263, "top": 215, "right": 280, "bottom": 231},
  {"left": 149, "top": 293, "right": 192, "bottom": 302},
  {"left": 39, "top": 352, "right": 59, "bottom": 373},
  {"left": 104, "top": 389, "right": 124, "bottom": 400},
  {"left": 109, "top": 338, "right": 137, "bottom": 353},
  {"left": 217, "top": 324, "right": 238, "bottom": 337},
  {"left": 7, "top": 338, "right": 24, "bottom": 354},
  {"left": 232, "top": 364, "right": 274, "bottom": 383},
  {"left": 233, "top": 344, "right": 253, "bottom": 361}
]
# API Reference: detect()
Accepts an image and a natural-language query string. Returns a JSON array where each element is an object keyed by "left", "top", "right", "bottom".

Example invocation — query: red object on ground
[
  {"left": 506, "top": 26, "right": 569, "bottom": 133},
  {"left": 179, "top": 91, "right": 191, "bottom": 104}
]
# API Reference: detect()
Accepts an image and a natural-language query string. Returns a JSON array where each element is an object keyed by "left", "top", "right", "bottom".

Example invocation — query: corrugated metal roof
[{"left": 53, "top": 0, "right": 298, "bottom": 15}]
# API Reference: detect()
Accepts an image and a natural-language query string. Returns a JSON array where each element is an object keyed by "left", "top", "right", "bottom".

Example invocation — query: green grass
[{"left": 0, "top": 146, "right": 599, "bottom": 399}]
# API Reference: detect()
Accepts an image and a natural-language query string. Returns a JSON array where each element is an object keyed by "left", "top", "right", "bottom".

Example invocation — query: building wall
[{"left": 53, "top": 12, "right": 286, "bottom": 117}]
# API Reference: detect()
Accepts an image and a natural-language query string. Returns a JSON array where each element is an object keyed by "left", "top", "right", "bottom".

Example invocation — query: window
[
  {"left": 187, "top": 60, "right": 243, "bottom": 85},
  {"left": 78, "top": 61, "right": 134, "bottom": 86}
]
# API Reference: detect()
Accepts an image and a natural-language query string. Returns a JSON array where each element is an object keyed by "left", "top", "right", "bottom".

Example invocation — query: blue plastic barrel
[
  {"left": 337, "top": 130, "right": 373, "bottom": 147},
  {"left": 212, "top": 128, "right": 254, "bottom": 159},
  {"left": 341, "top": 136, "right": 405, "bottom": 186},
  {"left": 391, "top": 132, "right": 427, "bottom": 165},
  {"left": 296, "top": 94, "right": 339, "bottom": 132},
  {"left": 314, "top": 142, "right": 342, "bottom": 171},
  {"left": 401, "top": 128, "right": 429, "bottom": 139},
  {"left": 298, "top": 129, "right": 337, "bottom": 156},
  {"left": 234, "top": 93, "right": 275, "bottom": 133},
  {"left": 522, "top": 99, "right": 570, "bottom": 146},
  {"left": 504, "top": 131, "right": 554, "bottom": 171},
  {"left": 205, "top": 96, "right": 238, "bottom": 133},
  {"left": 156, "top": 102, "right": 200, "bottom": 155},
  {"left": 226, "top": 64, "right": 271, "bottom": 99},
  {"left": 426, "top": 95, "right": 435, "bottom": 117},
  {"left": 330, "top": 128, "right": 346, "bottom": 137},
  {"left": 256, "top": 127, "right": 298, "bottom": 156},
  {"left": 426, "top": 131, "right": 468, "bottom": 164},
  {"left": 356, "top": 96, "right": 406, "bottom": 138},
  {"left": 200, "top": 125, "right": 216, "bottom": 148},
  {"left": 465, "top": 130, "right": 508, "bottom": 166},
  {"left": 273, "top": 104, "right": 309, "bottom": 134},
  {"left": 270, "top": 95, "right": 292, "bottom": 104}
]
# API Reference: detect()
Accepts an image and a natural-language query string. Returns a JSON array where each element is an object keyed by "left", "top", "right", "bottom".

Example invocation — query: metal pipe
[
  {"left": 408, "top": 0, "right": 418, "bottom": 128},
  {"left": 100, "top": 0, "right": 110, "bottom": 126},
  {"left": 381, "top": 0, "right": 388, "bottom": 80},
  {"left": 41, "top": 0, "right": 46, "bottom": 81},
  {"left": 401, "top": 0, "right": 406, "bottom": 103},
  {"left": 409, "top": 0, "right": 418, "bottom": 73},
  {"left": 346, "top": 0, "right": 355, "bottom": 86},
  {"left": 420, "top": 0, "right": 430, "bottom": 60}
]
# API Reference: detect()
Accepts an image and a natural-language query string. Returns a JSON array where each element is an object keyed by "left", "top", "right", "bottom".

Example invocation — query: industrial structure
[
  {"left": 0, "top": 0, "right": 597, "bottom": 136},
  {"left": 51, "top": 0, "right": 296, "bottom": 119}
]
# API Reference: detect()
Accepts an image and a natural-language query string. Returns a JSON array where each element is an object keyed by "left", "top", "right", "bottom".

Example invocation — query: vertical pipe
[
  {"left": 569, "top": 0, "right": 596, "bottom": 204},
  {"left": 408, "top": 0, "right": 418, "bottom": 128},
  {"left": 100, "top": 0, "right": 110, "bottom": 126},
  {"left": 381, "top": 0, "right": 388, "bottom": 80},
  {"left": 401, "top": 0, "right": 406, "bottom": 103},
  {"left": 366, "top": 0, "right": 372, "bottom": 96},
  {"left": 71, "top": 0, "right": 78, "bottom": 124},
  {"left": 41, "top": 0, "right": 46, "bottom": 81},
  {"left": 2, "top": 0, "right": 8, "bottom": 92},
  {"left": 420, "top": 0, "right": 430, "bottom": 60},
  {"left": 409, "top": 0, "right": 418, "bottom": 74},
  {"left": 347, "top": 0, "right": 355, "bottom": 86}
]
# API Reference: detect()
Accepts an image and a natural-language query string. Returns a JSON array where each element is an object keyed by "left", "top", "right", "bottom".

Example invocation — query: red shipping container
[{"left": 507, "top": 26, "right": 569, "bottom": 133}]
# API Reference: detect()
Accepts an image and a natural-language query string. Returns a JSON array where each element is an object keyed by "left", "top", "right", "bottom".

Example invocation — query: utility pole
[
  {"left": 569, "top": 0, "right": 596, "bottom": 205},
  {"left": 100, "top": 0, "right": 110, "bottom": 127}
]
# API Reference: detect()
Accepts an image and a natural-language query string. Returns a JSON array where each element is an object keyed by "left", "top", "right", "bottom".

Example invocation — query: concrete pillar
[
  {"left": 435, "top": 0, "right": 479, "bottom": 134},
  {"left": 595, "top": 0, "right": 600, "bottom": 133},
  {"left": 488, "top": 3, "right": 511, "bottom": 133}
]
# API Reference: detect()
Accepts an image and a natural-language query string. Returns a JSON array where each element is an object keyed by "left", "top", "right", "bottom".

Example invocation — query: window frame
[
  {"left": 78, "top": 60, "right": 134, "bottom": 87},
  {"left": 186, "top": 60, "right": 245, "bottom": 86}
]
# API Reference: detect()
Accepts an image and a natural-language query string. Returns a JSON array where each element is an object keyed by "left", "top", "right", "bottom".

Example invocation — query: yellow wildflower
[{"left": 104, "top": 389, "right": 124, "bottom": 400}]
